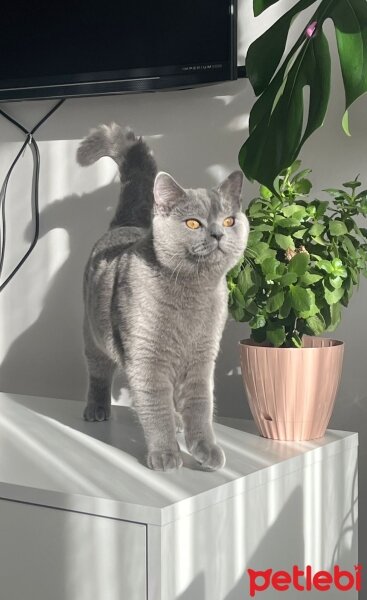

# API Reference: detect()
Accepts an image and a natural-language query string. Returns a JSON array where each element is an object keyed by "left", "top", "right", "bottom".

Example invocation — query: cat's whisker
[
  {"left": 169, "top": 258, "right": 183, "bottom": 283},
  {"left": 196, "top": 255, "right": 202, "bottom": 284},
  {"left": 174, "top": 259, "right": 186, "bottom": 287}
]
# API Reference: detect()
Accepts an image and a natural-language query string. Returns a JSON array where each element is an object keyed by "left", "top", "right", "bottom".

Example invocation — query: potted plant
[{"left": 227, "top": 162, "right": 367, "bottom": 440}]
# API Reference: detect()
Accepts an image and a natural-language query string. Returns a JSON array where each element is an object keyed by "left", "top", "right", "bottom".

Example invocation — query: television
[{"left": 0, "top": 0, "right": 238, "bottom": 101}]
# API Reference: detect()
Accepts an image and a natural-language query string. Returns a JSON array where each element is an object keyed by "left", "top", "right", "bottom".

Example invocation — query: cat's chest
[{"left": 159, "top": 282, "right": 227, "bottom": 345}]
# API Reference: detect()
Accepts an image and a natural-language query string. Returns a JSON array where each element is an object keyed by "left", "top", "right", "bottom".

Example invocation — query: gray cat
[{"left": 77, "top": 124, "right": 249, "bottom": 471}]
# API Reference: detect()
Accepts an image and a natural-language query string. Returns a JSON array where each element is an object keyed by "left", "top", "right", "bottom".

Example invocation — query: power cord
[{"left": 0, "top": 99, "right": 65, "bottom": 293}]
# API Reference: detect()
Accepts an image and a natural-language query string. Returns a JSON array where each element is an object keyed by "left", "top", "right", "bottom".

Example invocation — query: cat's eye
[
  {"left": 186, "top": 219, "right": 201, "bottom": 230},
  {"left": 223, "top": 216, "right": 235, "bottom": 227}
]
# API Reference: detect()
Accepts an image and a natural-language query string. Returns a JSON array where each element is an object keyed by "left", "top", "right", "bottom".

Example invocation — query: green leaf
[
  {"left": 342, "top": 237, "right": 357, "bottom": 258},
  {"left": 343, "top": 179, "right": 361, "bottom": 190},
  {"left": 240, "top": 28, "right": 331, "bottom": 189},
  {"left": 267, "top": 326, "right": 286, "bottom": 347},
  {"left": 323, "top": 188, "right": 346, "bottom": 199},
  {"left": 260, "top": 185, "right": 273, "bottom": 199},
  {"left": 288, "top": 252, "right": 310, "bottom": 276},
  {"left": 238, "top": 265, "right": 259, "bottom": 297},
  {"left": 261, "top": 257, "right": 281, "bottom": 279},
  {"left": 287, "top": 160, "right": 303, "bottom": 176},
  {"left": 275, "top": 217, "right": 302, "bottom": 228},
  {"left": 275, "top": 234, "right": 295, "bottom": 250},
  {"left": 309, "top": 223, "right": 325, "bottom": 236},
  {"left": 317, "top": 259, "right": 333, "bottom": 274},
  {"left": 249, "top": 314, "right": 267, "bottom": 329},
  {"left": 331, "top": 0, "right": 367, "bottom": 134},
  {"left": 329, "top": 221, "right": 348, "bottom": 236},
  {"left": 291, "top": 333, "right": 304, "bottom": 348},
  {"left": 311, "top": 235, "right": 329, "bottom": 246},
  {"left": 315, "top": 200, "right": 329, "bottom": 217},
  {"left": 294, "top": 178, "right": 312, "bottom": 194},
  {"left": 266, "top": 290, "right": 285, "bottom": 313},
  {"left": 245, "top": 301, "right": 260, "bottom": 316},
  {"left": 324, "top": 283, "right": 345, "bottom": 305},
  {"left": 331, "top": 258, "right": 347, "bottom": 278},
  {"left": 279, "top": 293, "right": 292, "bottom": 318},
  {"left": 325, "top": 303, "right": 342, "bottom": 332},
  {"left": 300, "top": 272, "right": 323, "bottom": 285},
  {"left": 252, "top": 224, "right": 274, "bottom": 232},
  {"left": 329, "top": 276, "right": 343, "bottom": 289},
  {"left": 233, "top": 287, "right": 247, "bottom": 307},
  {"left": 281, "top": 272, "right": 298, "bottom": 286},
  {"left": 253, "top": 0, "right": 284, "bottom": 17},
  {"left": 299, "top": 303, "right": 320, "bottom": 319},
  {"left": 248, "top": 230, "right": 263, "bottom": 244},
  {"left": 349, "top": 266, "right": 359, "bottom": 284},
  {"left": 282, "top": 205, "right": 307, "bottom": 218},
  {"left": 306, "top": 313, "right": 326, "bottom": 335},
  {"left": 293, "top": 228, "right": 308, "bottom": 239},
  {"left": 251, "top": 242, "right": 276, "bottom": 261},
  {"left": 249, "top": 202, "right": 266, "bottom": 217},
  {"left": 290, "top": 285, "right": 315, "bottom": 312},
  {"left": 247, "top": 0, "right": 318, "bottom": 96},
  {"left": 231, "top": 306, "right": 245, "bottom": 322}
]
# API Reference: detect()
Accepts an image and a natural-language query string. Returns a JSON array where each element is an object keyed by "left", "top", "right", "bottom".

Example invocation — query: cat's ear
[
  {"left": 154, "top": 172, "right": 186, "bottom": 212},
  {"left": 218, "top": 170, "right": 243, "bottom": 209}
]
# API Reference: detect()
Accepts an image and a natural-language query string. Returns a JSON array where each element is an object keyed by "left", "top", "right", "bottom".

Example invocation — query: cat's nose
[{"left": 209, "top": 225, "right": 224, "bottom": 241}]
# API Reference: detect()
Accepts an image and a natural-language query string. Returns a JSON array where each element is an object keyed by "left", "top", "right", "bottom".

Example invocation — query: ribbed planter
[{"left": 239, "top": 336, "right": 344, "bottom": 441}]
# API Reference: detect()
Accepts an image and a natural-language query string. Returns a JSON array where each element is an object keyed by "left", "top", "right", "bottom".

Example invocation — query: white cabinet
[
  {"left": 0, "top": 499, "right": 146, "bottom": 600},
  {"left": 0, "top": 393, "right": 358, "bottom": 600}
]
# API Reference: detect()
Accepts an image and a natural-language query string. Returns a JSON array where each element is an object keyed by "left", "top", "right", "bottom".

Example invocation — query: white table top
[{"left": 0, "top": 392, "right": 358, "bottom": 525}]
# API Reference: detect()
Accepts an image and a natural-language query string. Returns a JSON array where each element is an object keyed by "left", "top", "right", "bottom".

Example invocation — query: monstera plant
[{"left": 240, "top": 0, "right": 367, "bottom": 190}]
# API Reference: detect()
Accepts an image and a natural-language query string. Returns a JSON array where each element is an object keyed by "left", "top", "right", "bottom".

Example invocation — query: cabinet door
[{"left": 0, "top": 499, "right": 146, "bottom": 600}]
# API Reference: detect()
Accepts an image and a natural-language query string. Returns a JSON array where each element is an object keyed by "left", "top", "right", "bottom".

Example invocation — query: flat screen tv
[{"left": 0, "top": 0, "right": 238, "bottom": 101}]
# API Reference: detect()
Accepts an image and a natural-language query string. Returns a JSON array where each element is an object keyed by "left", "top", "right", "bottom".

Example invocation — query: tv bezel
[{"left": 0, "top": 0, "right": 237, "bottom": 102}]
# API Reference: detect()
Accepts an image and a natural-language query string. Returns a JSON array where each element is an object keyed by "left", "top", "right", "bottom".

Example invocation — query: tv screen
[{"left": 0, "top": 0, "right": 237, "bottom": 101}]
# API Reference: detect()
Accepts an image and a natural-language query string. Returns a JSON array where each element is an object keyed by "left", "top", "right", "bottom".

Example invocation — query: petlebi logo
[{"left": 247, "top": 565, "right": 362, "bottom": 596}]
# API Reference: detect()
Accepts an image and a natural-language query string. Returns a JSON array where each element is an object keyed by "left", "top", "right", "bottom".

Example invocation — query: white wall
[{"left": 0, "top": 0, "right": 366, "bottom": 568}]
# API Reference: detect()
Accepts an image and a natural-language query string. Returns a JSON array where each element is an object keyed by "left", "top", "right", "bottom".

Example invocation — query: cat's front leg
[
  {"left": 181, "top": 365, "right": 225, "bottom": 471},
  {"left": 130, "top": 381, "right": 183, "bottom": 471}
]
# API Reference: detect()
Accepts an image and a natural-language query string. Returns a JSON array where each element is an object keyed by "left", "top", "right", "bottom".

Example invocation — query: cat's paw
[
  {"left": 83, "top": 403, "right": 111, "bottom": 422},
  {"left": 147, "top": 450, "right": 183, "bottom": 471},
  {"left": 175, "top": 412, "right": 184, "bottom": 433},
  {"left": 190, "top": 441, "right": 226, "bottom": 471}
]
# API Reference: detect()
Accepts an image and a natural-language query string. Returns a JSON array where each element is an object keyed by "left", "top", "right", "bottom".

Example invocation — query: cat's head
[{"left": 152, "top": 171, "right": 249, "bottom": 280}]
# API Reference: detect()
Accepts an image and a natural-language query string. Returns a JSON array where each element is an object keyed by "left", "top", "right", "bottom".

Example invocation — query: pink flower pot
[{"left": 239, "top": 336, "right": 345, "bottom": 441}]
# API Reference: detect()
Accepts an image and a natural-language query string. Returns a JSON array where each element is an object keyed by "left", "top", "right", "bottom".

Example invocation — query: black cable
[{"left": 0, "top": 98, "right": 65, "bottom": 293}]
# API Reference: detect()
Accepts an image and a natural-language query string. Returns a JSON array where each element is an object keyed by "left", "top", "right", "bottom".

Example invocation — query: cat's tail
[{"left": 76, "top": 123, "right": 157, "bottom": 229}]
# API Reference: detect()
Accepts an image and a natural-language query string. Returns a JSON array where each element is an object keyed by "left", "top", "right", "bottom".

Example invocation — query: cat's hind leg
[{"left": 83, "top": 331, "right": 116, "bottom": 422}]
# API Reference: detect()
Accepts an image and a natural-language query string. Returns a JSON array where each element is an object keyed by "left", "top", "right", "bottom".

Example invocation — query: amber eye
[
  {"left": 223, "top": 216, "right": 235, "bottom": 227},
  {"left": 186, "top": 219, "right": 201, "bottom": 230}
]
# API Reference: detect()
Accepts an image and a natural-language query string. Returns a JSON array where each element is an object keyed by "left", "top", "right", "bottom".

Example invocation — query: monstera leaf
[{"left": 239, "top": 0, "right": 367, "bottom": 190}]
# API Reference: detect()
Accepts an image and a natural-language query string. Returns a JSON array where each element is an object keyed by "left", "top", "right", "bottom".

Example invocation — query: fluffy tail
[{"left": 76, "top": 123, "right": 157, "bottom": 229}]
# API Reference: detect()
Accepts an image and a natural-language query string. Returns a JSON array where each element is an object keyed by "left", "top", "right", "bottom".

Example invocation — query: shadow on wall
[{"left": 0, "top": 182, "right": 119, "bottom": 400}]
